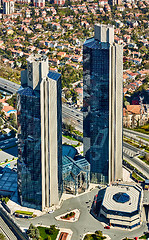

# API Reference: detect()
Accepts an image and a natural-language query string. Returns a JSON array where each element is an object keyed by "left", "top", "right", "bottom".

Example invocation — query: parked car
[
  {"left": 104, "top": 226, "right": 110, "bottom": 229},
  {"left": 48, "top": 210, "right": 54, "bottom": 214}
]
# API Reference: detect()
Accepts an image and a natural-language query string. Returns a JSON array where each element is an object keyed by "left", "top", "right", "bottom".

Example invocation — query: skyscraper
[
  {"left": 17, "top": 55, "right": 62, "bottom": 210},
  {"left": 83, "top": 24, "right": 123, "bottom": 184}
]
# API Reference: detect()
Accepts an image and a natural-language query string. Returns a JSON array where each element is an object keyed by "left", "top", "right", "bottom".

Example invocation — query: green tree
[
  {"left": 0, "top": 118, "right": 3, "bottom": 126},
  {"left": 0, "top": 233, "right": 6, "bottom": 240},
  {"left": 0, "top": 102, "right": 3, "bottom": 112},
  {"left": 27, "top": 224, "right": 40, "bottom": 239}
]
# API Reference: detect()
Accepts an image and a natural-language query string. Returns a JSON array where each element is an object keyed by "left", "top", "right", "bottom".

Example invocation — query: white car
[{"left": 48, "top": 210, "right": 54, "bottom": 214}]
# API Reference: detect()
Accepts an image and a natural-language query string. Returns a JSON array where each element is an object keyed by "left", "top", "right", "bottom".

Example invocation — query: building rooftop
[
  {"left": 48, "top": 70, "right": 61, "bottom": 81},
  {"left": 62, "top": 145, "right": 77, "bottom": 159},
  {"left": 27, "top": 54, "right": 47, "bottom": 63},
  {"left": 102, "top": 184, "right": 142, "bottom": 213}
]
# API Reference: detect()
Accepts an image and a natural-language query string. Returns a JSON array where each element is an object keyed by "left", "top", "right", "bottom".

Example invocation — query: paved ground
[
  {"left": 13, "top": 188, "right": 148, "bottom": 240},
  {"left": 62, "top": 136, "right": 79, "bottom": 146},
  {"left": 123, "top": 167, "right": 132, "bottom": 182},
  {"left": 0, "top": 146, "right": 18, "bottom": 164}
]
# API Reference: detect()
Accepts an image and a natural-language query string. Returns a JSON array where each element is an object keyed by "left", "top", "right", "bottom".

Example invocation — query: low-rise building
[{"left": 100, "top": 184, "right": 143, "bottom": 229}]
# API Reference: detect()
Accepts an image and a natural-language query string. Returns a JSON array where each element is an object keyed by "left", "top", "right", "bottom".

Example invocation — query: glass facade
[
  {"left": 83, "top": 38, "right": 110, "bottom": 184},
  {"left": 17, "top": 87, "right": 42, "bottom": 207}
]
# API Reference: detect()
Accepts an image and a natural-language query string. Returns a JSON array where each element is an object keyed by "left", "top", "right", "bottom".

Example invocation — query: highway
[
  {"left": 0, "top": 138, "right": 17, "bottom": 150},
  {"left": 0, "top": 216, "right": 17, "bottom": 240},
  {"left": 62, "top": 104, "right": 83, "bottom": 132},
  {"left": 0, "top": 77, "right": 20, "bottom": 94},
  {"left": 123, "top": 141, "right": 145, "bottom": 157},
  {"left": 124, "top": 128, "right": 149, "bottom": 140},
  {"left": 123, "top": 152, "right": 149, "bottom": 178}
]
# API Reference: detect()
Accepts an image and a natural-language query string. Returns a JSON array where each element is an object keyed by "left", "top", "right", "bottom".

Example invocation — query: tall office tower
[
  {"left": 83, "top": 24, "right": 123, "bottom": 184},
  {"left": 17, "top": 55, "right": 62, "bottom": 210}
]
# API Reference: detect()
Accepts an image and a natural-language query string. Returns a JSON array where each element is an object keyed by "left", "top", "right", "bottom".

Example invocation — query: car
[
  {"left": 77, "top": 120, "right": 80, "bottom": 122},
  {"left": 48, "top": 210, "right": 54, "bottom": 214},
  {"left": 0, "top": 145, "right": 5, "bottom": 148},
  {"left": 76, "top": 114, "right": 79, "bottom": 116},
  {"left": 104, "top": 226, "right": 110, "bottom": 229}
]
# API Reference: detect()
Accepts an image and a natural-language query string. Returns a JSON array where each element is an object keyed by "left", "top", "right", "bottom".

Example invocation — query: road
[
  {"left": 124, "top": 128, "right": 149, "bottom": 140},
  {"left": 0, "top": 77, "right": 20, "bottom": 94},
  {"left": 13, "top": 188, "right": 148, "bottom": 240},
  {"left": 123, "top": 142, "right": 146, "bottom": 156},
  {"left": 123, "top": 152, "right": 149, "bottom": 178},
  {"left": 0, "top": 216, "right": 17, "bottom": 240},
  {"left": 0, "top": 138, "right": 17, "bottom": 150},
  {"left": 62, "top": 105, "right": 83, "bottom": 132}
]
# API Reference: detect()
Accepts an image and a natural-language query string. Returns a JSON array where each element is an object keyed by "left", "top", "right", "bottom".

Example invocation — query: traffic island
[{"left": 55, "top": 209, "right": 80, "bottom": 222}]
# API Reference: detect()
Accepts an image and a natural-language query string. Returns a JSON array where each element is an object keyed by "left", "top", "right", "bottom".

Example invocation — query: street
[{"left": 13, "top": 189, "right": 148, "bottom": 240}]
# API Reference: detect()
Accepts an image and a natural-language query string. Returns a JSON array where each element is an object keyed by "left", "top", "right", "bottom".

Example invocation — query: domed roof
[{"left": 113, "top": 192, "right": 130, "bottom": 203}]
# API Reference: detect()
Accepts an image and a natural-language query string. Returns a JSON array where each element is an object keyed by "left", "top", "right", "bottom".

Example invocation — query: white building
[{"left": 100, "top": 184, "right": 143, "bottom": 229}]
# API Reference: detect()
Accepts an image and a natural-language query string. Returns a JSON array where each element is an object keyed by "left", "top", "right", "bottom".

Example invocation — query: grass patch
[
  {"left": 73, "top": 130, "right": 83, "bottom": 137},
  {"left": 0, "top": 195, "right": 10, "bottom": 204},
  {"left": 0, "top": 158, "right": 17, "bottom": 166},
  {"left": 133, "top": 124, "right": 149, "bottom": 135},
  {"left": 38, "top": 226, "right": 59, "bottom": 240},
  {"left": 139, "top": 137, "right": 149, "bottom": 142},
  {"left": 139, "top": 232, "right": 149, "bottom": 239},
  {"left": 72, "top": 144, "right": 78, "bottom": 148},
  {"left": 123, "top": 159, "right": 146, "bottom": 179},
  {"left": 123, "top": 137, "right": 139, "bottom": 148},
  {"left": 138, "top": 155, "right": 149, "bottom": 165},
  {"left": 132, "top": 172, "right": 144, "bottom": 182},
  {"left": 62, "top": 135, "right": 78, "bottom": 141},
  {"left": 84, "top": 231, "right": 106, "bottom": 240},
  {"left": 15, "top": 210, "right": 33, "bottom": 216}
]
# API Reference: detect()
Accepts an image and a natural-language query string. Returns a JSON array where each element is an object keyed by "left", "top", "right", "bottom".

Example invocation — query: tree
[
  {"left": 35, "top": 228, "right": 40, "bottom": 239},
  {"left": 26, "top": 224, "right": 40, "bottom": 239},
  {"left": 0, "top": 233, "right": 6, "bottom": 240},
  {"left": 0, "top": 118, "right": 3, "bottom": 126},
  {"left": 0, "top": 103, "right": 3, "bottom": 112}
]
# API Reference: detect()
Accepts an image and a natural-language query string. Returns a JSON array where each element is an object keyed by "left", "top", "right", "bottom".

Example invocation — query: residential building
[
  {"left": 123, "top": 104, "right": 149, "bottom": 128},
  {"left": 17, "top": 54, "right": 62, "bottom": 210},
  {"left": 16, "top": 0, "right": 31, "bottom": 4},
  {"left": 33, "top": 0, "right": 45, "bottom": 7},
  {"left": 109, "top": 0, "right": 121, "bottom": 5},
  {"left": 54, "top": 0, "right": 65, "bottom": 5},
  {"left": 83, "top": 24, "right": 123, "bottom": 184}
]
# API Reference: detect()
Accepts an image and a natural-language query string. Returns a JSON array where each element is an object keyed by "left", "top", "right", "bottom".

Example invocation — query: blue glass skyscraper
[
  {"left": 83, "top": 24, "right": 123, "bottom": 184},
  {"left": 17, "top": 55, "right": 62, "bottom": 210}
]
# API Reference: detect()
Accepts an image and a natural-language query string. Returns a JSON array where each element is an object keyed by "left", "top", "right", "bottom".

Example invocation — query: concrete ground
[{"left": 13, "top": 188, "right": 148, "bottom": 240}]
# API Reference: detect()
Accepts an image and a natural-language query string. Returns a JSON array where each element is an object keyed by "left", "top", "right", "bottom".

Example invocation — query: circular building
[{"left": 100, "top": 184, "right": 143, "bottom": 229}]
